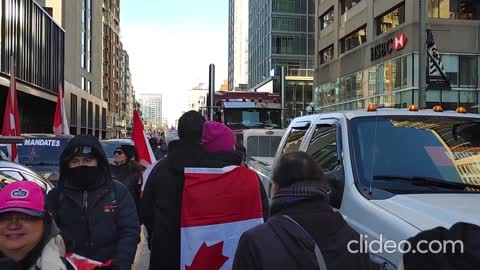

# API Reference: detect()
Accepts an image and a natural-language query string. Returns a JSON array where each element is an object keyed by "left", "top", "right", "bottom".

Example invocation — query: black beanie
[
  {"left": 403, "top": 222, "right": 480, "bottom": 270},
  {"left": 115, "top": 145, "right": 136, "bottom": 161}
]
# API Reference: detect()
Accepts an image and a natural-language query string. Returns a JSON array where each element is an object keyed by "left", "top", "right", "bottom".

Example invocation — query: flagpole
[{"left": 418, "top": 0, "right": 428, "bottom": 108}]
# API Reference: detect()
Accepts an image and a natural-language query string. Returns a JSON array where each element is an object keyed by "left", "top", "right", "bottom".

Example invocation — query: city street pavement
[{"left": 133, "top": 226, "right": 150, "bottom": 270}]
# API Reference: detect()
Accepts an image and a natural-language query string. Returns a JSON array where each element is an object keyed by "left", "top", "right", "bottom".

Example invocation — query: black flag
[{"left": 426, "top": 29, "right": 451, "bottom": 90}]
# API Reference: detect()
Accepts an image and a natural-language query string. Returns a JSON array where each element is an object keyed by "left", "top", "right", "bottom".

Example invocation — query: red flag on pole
[
  {"left": 133, "top": 110, "right": 156, "bottom": 196},
  {"left": 2, "top": 57, "right": 21, "bottom": 162},
  {"left": 132, "top": 109, "right": 156, "bottom": 168},
  {"left": 53, "top": 85, "right": 70, "bottom": 135}
]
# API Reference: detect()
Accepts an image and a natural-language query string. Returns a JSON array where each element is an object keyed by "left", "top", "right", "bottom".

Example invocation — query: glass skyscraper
[{"left": 248, "top": 0, "right": 315, "bottom": 90}]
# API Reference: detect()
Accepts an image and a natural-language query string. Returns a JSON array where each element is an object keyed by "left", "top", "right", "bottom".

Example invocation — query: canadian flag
[
  {"left": 2, "top": 57, "right": 21, "bottom": 162},
  {"left": 181, "top": 166, "right": 263, "bottom": 270},
  {"left": 53, "top": 85, "right": 70, "bottom": 135},
  {"left": 65, "top": 252, "right": 112, "bottom": 270},
  {"left": 133, "top": 110, "right": 156, "bottom": 194}
]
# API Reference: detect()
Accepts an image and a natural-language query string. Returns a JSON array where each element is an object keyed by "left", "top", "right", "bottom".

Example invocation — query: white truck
[{"left": 270, "top": 107, "right": 480, "bottom": 268}]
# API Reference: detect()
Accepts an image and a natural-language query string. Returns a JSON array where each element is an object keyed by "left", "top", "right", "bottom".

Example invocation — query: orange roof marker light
[
  {"left": 367, "top": 105, "right": 377, "bottom": 112},
  {"left": 456, "top": 106, "right": 467, "bottom": 114},
  {"left": 408, "top": 104, "right": 419, "bottom": 111},
  {"left": 433, "top": 105, "right": 444, "bottom": 112}
]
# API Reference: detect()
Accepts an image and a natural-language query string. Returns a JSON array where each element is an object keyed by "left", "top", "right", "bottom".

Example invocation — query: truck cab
[
  {"left": 273, "top": 106, "right": 480, "bottom": 267},
  {"left": 207, "top": 91, "right": 282, "bottom": 145}
]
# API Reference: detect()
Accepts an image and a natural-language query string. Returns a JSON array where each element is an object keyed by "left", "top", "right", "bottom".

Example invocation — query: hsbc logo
[
  {"left": 393, "top": 33, "right": 408, "bottom": 50},
  {"left": 371, "top": 32, "right": 408, "bottom": 61}
]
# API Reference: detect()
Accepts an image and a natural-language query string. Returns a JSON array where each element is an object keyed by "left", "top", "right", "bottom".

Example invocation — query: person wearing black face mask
[{"left": 46, "top": 135, "right": 140, "bottom": 270}]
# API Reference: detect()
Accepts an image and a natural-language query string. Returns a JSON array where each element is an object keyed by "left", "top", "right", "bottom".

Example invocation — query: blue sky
[
  {"left": 120, "top": 0, "right": 228, "bottom": 124},
  {"left": 121, "top": 0, "right": 227, "bottom": 30}
]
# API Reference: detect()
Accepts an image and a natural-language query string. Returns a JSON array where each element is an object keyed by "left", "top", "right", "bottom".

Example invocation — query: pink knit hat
[
  {"left": 202, "top": 121, "right": 235, "bottom": 153},
  {"left": 0, "top": 181, "right": 46, "bottom": 217}
]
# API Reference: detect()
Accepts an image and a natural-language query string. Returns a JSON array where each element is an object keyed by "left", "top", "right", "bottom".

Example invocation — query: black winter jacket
[
  {"left": 141, "top": 141, "right": 269, "bottom": 270},
  {"left": 46, "top": 135, "right": 140, "bottom": 270},
  {"left": 233, "top": 198, "right": 372, "bottom": 270},
  {"left": 110, "top": 161, "right": 143, "bottom": 213}
]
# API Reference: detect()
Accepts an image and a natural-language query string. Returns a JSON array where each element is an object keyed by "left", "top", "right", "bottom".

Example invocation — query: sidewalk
[{"left": 133, "top": 226, "right": 150, "bottom": 270}]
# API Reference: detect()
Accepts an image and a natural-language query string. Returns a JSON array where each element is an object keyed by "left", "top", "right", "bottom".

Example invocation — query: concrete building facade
[
  {"left": 187, "top": 83, "right": 208, "bottom": 112},
  {"left": 228, "top": 0, "right": 249, "bottom": 91},
  {"left": 102, "top": 0, "right": 122, "bottom": 138},
  {"left": 45, "top": 0, "right": 108, "bottom": 138},
  {"left": 119, "top": 48, "right": 134, "bottom": 136},
  {"left": 0, "top": 0, "right": 64, "bottom": 133},
  {"left": 314, "top": 0, "right": 480, "bottom": 112}
]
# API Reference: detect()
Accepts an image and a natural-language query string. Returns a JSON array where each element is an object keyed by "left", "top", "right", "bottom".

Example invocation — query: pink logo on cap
[{"left": 0, "top": 181, "right": 45, "bottom": 216}]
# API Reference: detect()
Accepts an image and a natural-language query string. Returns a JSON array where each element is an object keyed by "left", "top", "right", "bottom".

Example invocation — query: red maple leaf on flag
[{"left": 186, "top": 242, "right": 229, "bottom": 270}]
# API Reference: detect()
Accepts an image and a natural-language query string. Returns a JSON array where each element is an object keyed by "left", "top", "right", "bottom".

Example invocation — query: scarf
[{"left": 270, "top": 180, "right": 330, "bottom": 214}]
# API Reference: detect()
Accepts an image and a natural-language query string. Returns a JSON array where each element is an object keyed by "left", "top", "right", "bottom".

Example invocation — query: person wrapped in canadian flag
[
  {"left": 141, "top": 112, "right": 269, "bottom": 270},
  {"left": 180, "top": 121, "right": 269, "bottom": 270}
]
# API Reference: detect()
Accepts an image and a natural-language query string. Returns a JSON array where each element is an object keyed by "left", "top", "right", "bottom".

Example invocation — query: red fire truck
[{"left": 203, "top": 91, "right": 282, "bottom": 144}]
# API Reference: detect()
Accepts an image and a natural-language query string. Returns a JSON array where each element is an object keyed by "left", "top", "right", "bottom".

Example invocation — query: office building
[
  {"left": 102, "top": 0, "right": 122, "bottom": 138},
  {"left": 249, "top": 0, "right": 315, "bottom": 89},
  {"left": 228, "top": 0, "right": 249, "bottom": 91},
  {"left": 314, "top": 0, "right": 480, "bottom": 112},
  {"left": 249, "top": 0, "right": 315, "bottom": 124},
  {"left": 137, "top": 93, "right": 163, "bottom": 127},
  {"left": 0, "top": 0, "right": 64, "bottom": 133},
  {"left": 187, "top": 83, "right": 208, "bottom": 112},
  {"left": 45, "top": 0, "right": 108, "bottom": 138},
  {"left": 119, "top": 48, "right": 135, "bottom": 136}
]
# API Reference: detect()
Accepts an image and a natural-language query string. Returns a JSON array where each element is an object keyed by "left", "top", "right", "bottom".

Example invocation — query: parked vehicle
[
  {"left": 0, "top": 136, "right": 54, "bottom": 193},
  {"left": 100, "top": 138, "right": 134, "bottom": 163},
  {"left": 0, "top": 134, "right": 73, "bottom": 185},
  {"left": 270, "top": 106, "right": 480, "bottom": 267},
  {"left": 243, "top": 128, "right": 285, "bottom": 197}
]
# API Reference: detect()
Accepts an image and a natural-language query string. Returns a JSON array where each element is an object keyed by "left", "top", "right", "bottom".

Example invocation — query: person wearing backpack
[
  {"left": 233, "top": 151, "right": 371, "bottom": 270},
  {"left": 46, "top": 135, "right": 140, "bottom": 270}
]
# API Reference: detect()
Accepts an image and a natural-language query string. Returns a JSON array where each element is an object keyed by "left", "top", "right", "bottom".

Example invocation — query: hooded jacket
[
  {"left": 46, "top": 135, "right": 140, "bottom": 270},
  {"left": 0, "top": 216, "right": 71, "bottom": 270},
  {"left": 110, "top": 160, "right": 143, "bottom": 214},
  {"left": 141, "top": 141, "right": 269, "bottom": 270},
  {"left": 233, "top": 198, "right": 372, "bottom": 270}
]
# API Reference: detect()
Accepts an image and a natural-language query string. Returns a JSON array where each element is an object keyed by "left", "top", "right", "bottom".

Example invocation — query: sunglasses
[
  {"left": 0, "top": 212, "right": 43, "bottom": 223},
  {"left": 114, "top": 150, "right": 124, "bottom": 155}
]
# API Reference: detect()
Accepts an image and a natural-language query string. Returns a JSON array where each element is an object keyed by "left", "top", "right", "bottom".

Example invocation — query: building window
[
  {"left": 459, "top": 55, "right": 477, "bottom": 87},
  {"left": 87, "top": 80, "right": 92, "bottom": 94},
  {"left": 429, "top": 0, "right": 480, "bottom": 20},
  {"left": 95, "top": 105, "right": 100, "bottom": 129},
  {"left": 81, "top": 77, "right": 86, "bottom": 90},
  {"left": 81, "top": 99, "right": 87, "bottom": 128},
  {"left": 341, "top": 26, "right": 367, "bottom": 53},
  {"left": 320, "top": 45, "right": 334, "bottom": 64},
  {"left": 71, "top": 94, "right": 78, "bottom": 126},
  {"left": 376, "top": 3, "right": 405, "bottom": 35},
  {"left": 321, "top": 8, "right": 334, "bottom": 30},
  {"left": 102, "top": 107, "right": 107, "bottom": 130},
  {"left": 341, "top": 0, "right": 362, "bottom": 14},
  {"left": 88, "top": 101, "right": 93, "bottom": 130}
]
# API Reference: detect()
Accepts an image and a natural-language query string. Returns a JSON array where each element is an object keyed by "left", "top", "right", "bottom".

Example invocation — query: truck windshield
[
  {"left": 350, "top": 116, "right": 480, "bottom": 193},
  {"left": 224, "top": 109, "right": 281, "bottom": 128}
]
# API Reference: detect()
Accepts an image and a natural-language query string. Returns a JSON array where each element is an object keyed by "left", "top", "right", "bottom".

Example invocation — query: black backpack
[{"left": 268, "top": 215, "right": 328, "bottom": 270}]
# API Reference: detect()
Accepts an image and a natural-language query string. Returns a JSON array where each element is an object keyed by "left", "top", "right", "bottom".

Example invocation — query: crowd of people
[{"left": 0, "top": 110, "right": 478, "bottom": 270}]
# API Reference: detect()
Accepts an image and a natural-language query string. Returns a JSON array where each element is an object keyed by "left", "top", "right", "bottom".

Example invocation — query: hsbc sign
[{"left": 371, "top": 32, "right": 408, "bottom": 61}]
